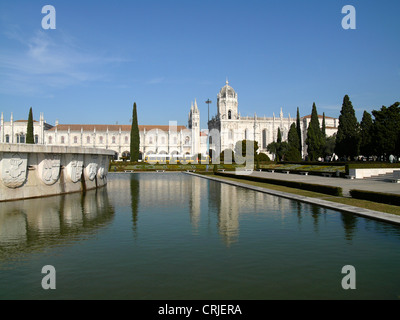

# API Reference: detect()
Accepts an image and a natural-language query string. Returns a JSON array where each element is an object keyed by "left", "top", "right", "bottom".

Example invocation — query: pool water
[{"left": 0, "top": 173, "right": 399, "bottom": 299}]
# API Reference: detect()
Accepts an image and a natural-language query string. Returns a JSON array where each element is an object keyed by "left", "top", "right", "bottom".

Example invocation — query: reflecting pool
[{"left": 1, "top": 173, "right": 400, "bottom": 299}]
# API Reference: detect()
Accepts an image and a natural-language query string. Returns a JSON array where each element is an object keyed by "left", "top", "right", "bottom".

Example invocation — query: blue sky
[{"left": 0, "top": 0, "right": 399, "bottom": 129}]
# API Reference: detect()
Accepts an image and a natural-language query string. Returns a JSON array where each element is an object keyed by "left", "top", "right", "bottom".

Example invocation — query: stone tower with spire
[
  {"left": 188, "top": 99, "right": 200, "bottom": 155},
  {"left": 217, "top": 79, "right": 238, "bottom": 120}
]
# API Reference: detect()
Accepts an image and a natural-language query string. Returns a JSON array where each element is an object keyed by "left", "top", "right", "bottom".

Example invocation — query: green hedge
[
  {"left": 215, "top": 172, "right": 343, "bottom": 197},
  {"left": 350, "top": 189, "right": 400, "bottom": 206},
  {"left": 278, "top": 161, "right": 347, "bottom": 166}
]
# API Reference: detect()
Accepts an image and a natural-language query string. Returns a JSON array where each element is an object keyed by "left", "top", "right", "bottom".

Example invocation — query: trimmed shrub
[
  {"left": 257, "top": 153, "right": 271, "bottom": 162},
  {"left": 350, "top": 189, "right": 400, "bottom": 206},
  {"left": 215, "top": 172, "right": 343, "bottom": 197},
  {"left": 279, "top": 161, "right": 347, "bottom": 166}
]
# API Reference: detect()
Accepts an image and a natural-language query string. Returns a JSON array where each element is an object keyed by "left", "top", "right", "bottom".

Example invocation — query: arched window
[
  {"left": 228, "top": 110, "right": 232, "bottom": 119},
  {"left": 99, "top": 136, "right": 104, "bottom": 144},
  {"left": 185, "top": 136, "right": 190, "bottom": 145},
  {"left": 112, "top": 136, "right": 116, "bottom": 144},
  {"left": 61, "top": 136, "right": 65, "bottom": 144},
  {"left": 5, "top": 134, "right": 10, "bottom": 143},
  {"left": 48, "top": 136, "right": 52, "bottom": 144},
  {"left": 87, "top": 136, "right": 91, "bottom": 144},
  {"left": 35, "top": 135, "right": 39, "bottom": 144},
  {"left": 125, "top": 136, "right": 129, "bottom": 144},
  {"left": 74, "top": 136, "right": 78, "bottom": 144},
  {"left": 262, "top": 129, "right": 267, "bottom": 149},
  {"left": 244, "top": 129, "right": 249, "bottom": 140},
  {"left": 16, "top": 133, "right": 25, "bottom": 144}
]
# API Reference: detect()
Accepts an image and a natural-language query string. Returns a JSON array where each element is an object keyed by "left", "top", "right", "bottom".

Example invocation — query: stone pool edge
[{"left": 186, "top": 172, "right": 400, "bottom": 226}]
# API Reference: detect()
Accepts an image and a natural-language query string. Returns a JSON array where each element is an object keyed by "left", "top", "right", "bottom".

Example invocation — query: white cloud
[
  {"left": 145, "top": 77, "right": 165, "bottom": 85},
  {"left": 0, "top": 29, "right": 129, "bottom": 95}
]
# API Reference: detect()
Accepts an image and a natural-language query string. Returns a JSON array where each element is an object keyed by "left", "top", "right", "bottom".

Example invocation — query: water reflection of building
[
  {"left": 105, "top": 173, "right": 360, "bottom": 248},
  {"left": 107, "top": 173, "right": 303, "bottom": 247},
  {"left": 107, "top": 173, "right": 190, "bottom": 208},
  {"left": 0, "top": 188, "right": 114, "bottom": 258},
  {"left": 208, "top": 179, "right": 312, "bottom": 246},
  {"left": 189, "top": 174, "right": 204, "bottom": 231}
]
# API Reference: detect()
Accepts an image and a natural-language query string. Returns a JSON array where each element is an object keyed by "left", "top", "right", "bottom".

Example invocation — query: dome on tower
[{"left": 219, "top": 80, "right": 236, "bottom": 99}]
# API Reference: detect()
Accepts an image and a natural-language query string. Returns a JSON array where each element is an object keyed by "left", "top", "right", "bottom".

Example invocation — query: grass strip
[
  {"left": 215, "top": 172, "right": 343, "bottom": 196},
  {"left": 201, "top": 173, "right": 400, "bottom": 216}
]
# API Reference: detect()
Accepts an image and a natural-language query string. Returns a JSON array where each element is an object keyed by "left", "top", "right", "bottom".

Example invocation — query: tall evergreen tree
[
  {"left": 277, "top": 127, "right": 282, "bottom": 144},
  {"left": 276, "top": 127, "right": 282, "bottom": 161},
  {"left": 267, "top": 128, "right": 287, "bottom": 161},
  {"left": 321, "top": 112, "right": 327, "bottom": 157},
  {"left": 372, "top": 102, "right": 400, "bottom": 159},
  {"left": 305, "top": 103, "right": 324, "bottom": 161},
  {"left": 286, "top": 123, "right": 302, "bottom": 161},
  {"left": 359, "top": 110, "right": 374, "bottom": 159},
  {"left": 26, "top": 107, "right": 34, "bottom": 144},
  {"left": 130, "top": 102, "right": 140, "bottom": 162},
  {"left": 335, "top": 95, "right": 360, "bottom": 160},
  {"left": 322, "top": 112, "right": 326, "bottom": 137},
  {"left": 296, "top": 107, "right": 302, "bottom": 156}
]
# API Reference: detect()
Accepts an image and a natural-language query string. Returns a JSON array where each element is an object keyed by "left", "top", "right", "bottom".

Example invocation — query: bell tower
[
  {"left": 188, "top": 99, "right": 200, "bottom": 155},
  {"left": 217, "top": 79, "right": 238, "bottom": 120}
]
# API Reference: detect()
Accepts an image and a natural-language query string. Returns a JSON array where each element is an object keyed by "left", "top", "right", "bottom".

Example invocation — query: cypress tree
[
  {"left": 277, "top": 127, "right": 282, "bottom": 144},
  {"left": 335, "top": 95, "right": 360, "bottom": 160},
  {"left": 276, "top": 128, "right": 282, "bottom": 161},
  {"left": 321, "top": 112, "right": 327, "bottom": 157},
  {"left": 359, "top": 110, "right": 373, "bottom": 159},
  {"left": 26, "top": 107, "right": 34, "bottom": 144},
  {"left": 267, "top": 129, "right": 282, "bottom": 162},
  {"left": 296, "top": 107, "right": 302, "bottom": 156},
  {"left": 286, "top": 123, "right": 302, "bottom": 161},
  {"left": 305, "top": 103, "right": 324, "bottom": 161},
  {"left": 322, "top": 112, "right": 326, "bottom": 137},
  {"left": 130, "top": 102, "right": 140, "bottom": 162}
]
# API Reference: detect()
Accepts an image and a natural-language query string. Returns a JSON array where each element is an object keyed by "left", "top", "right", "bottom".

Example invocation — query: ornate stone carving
[
  {"left": 66, "top": 156, "right": 84, "bottom": 183},
  {"left": 97, "top": 156, "right": 106, "bottom": 179},
  {"left": 1, "top": 153, "right": 28, "bottom": 188},
  {"left": 39, "top": 154, "right": 61, "bottom": 185},
  {"left": 85, "top": 155, "right": 98, "bottom": 181},
  {"left": 86, "top": 162, "right": 98, "bottom": 181}
]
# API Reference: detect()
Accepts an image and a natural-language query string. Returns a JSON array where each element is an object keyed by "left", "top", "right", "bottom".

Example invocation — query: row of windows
[
  {"left": 226, "top": 129, "right": 254, "bottom": 140},
  {"left": 4, "top": 134, "right": 38, "bottom": 144},
  {"left": 46, "top": 136, "right": 191, "bottom": 145},
  {"left": 48, "top": 135, "right": 128, "bottom": 145},
  {"left": 218, "top": 128, "right": 284, "bottom": 149}
]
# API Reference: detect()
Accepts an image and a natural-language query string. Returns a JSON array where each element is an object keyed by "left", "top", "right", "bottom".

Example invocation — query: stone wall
[
  {"left": 0, "top": 144, "right": 114, "bottom": 202},
  {"left": 348, "top": 167, "right": 400, "bottom": 179}
]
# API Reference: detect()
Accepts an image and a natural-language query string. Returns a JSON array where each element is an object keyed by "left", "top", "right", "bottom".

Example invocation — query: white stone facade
[
  {"left": 208, "top": 81, "right": 339, "bottom": 159},
  {"left": 0, "top": 112, "right": 51, "bottom": 145},
  {"left": 0, "top": 102, "right": 208, "bottom": 160},
  {"left": 1, "top": 81, "right": 338, "bottom": 160}
]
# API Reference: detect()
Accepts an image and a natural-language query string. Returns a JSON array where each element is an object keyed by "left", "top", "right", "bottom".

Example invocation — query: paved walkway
[{"left": 238, "top": 170, "right": 400, "bottom": 196}]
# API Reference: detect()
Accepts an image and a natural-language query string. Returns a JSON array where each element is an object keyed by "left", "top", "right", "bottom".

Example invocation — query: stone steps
[{"left": 366, "top": 172, "right": 398, "bottom": 182}]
